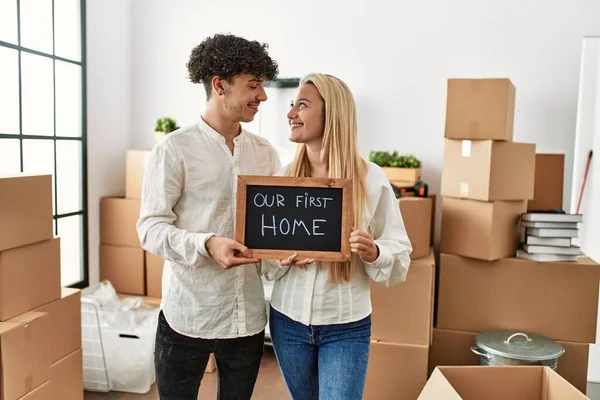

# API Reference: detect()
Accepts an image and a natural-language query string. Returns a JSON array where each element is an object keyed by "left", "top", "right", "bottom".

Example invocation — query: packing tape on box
[
  {"left": 461, "top": 140, "right": 472, "bottom": 157},
  {"left": 460, "top": 183, "right": 469, "bottom": 197}
]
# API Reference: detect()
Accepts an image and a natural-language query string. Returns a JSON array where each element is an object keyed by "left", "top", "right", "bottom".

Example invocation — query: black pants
[{"left": 154, "top": 310, "right": 265, "bottom": 400}]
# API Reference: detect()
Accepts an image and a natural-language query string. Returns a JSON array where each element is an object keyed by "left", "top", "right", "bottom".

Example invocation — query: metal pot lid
[{"left": 475, "top": 331, "right": 565, "bottom": 361}]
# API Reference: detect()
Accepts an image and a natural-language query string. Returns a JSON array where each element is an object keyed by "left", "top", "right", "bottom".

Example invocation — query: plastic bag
[
  {"left": 82, "top": 280, "right": 159, "bottom": 332},
  {"left": 81, "top": 280, "right": 158, "bottom": 394}
]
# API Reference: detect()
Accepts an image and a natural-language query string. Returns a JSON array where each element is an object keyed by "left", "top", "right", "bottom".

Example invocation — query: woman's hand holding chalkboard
[
  {"left": 205, "top": 236, "right": 261, "bottom": 269},
  {"left": 349, "top": 228, "right": 379, "bottom": 263},
  {"left": 280, "top": 252, "right": 315, "bottom": 267}
]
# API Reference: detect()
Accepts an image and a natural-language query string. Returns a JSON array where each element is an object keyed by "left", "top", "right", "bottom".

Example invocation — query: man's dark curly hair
[{"left": 187, "top": 33, "right": 279, "bottom": 98}]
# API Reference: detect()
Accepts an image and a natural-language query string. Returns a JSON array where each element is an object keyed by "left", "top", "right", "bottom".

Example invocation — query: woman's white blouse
[{"left": 262, "top": 162, "right": 412, "bottom": 326}]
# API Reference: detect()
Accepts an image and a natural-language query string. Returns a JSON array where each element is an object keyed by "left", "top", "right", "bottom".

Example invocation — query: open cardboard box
[
  {"left": 428, "top": 328, "right": 589, "bottom": 394},
  {"left": 419, "top": 366, "right": 586, "bottom": 399}
]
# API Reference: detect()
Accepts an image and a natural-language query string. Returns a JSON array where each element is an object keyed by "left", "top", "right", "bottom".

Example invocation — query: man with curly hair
[{"left": 137, "top": 33, "right": 281, "bottom": 400}]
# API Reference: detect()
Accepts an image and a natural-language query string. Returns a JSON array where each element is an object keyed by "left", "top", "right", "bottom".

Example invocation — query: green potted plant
[
  {"left": 369, "top": 151, "right": 422, "bottom": 184},
  {"left": 154, "top": 117, "right": 180, "bottom": 143}
]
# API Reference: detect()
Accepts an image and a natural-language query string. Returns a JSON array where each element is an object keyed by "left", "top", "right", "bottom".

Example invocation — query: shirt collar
[{"left": 197, "top": 117, "right": 246, "bottom": 143}]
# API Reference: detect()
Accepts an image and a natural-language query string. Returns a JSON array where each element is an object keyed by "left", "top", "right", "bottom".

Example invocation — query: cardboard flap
[
  {"left": 18, "top": 382, "right": 51, "bottom": 400},
  {"left": 543, "top": 367, "right": 588, "bottom": 400},
  {"left": 0, "top": 173, "right": 51, "bottom": 180},
  {"left": 418, "top": 368, "right": 462, "bottom": 399},
  {"left": 6, "top": 311, "right": 47, "bottom": 326},
  {"left": 431, "top": 366, "right": 543, "bottom": 400},
  {"left": 61, "top": 287, "right": 81, "bottom": 298},
  {"left": 0, "top": 320, "right": 20, "bottom": 335}
]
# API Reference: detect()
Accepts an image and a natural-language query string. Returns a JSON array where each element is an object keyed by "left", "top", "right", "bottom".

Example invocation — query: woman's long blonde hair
[{"left": 287, "top": 73, "right": 369, "bottom": 284}]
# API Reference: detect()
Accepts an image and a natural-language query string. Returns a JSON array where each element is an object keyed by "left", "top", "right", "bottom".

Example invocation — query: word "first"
[{"left": 253, "top": 193, "right": 334, "bottom": 209}]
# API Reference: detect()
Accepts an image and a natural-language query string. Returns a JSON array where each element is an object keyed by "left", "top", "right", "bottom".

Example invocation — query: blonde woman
[{"left": 263, "top": 73, "right": 412, "bottom": 400}]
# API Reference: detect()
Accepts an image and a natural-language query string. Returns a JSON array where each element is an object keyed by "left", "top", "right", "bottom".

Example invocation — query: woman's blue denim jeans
[{"left": 269, "top": 306, "right": 371, "bottom": 400}]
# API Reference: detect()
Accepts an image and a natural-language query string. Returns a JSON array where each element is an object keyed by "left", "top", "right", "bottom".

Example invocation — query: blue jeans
[{"left": 269, "top": 306, "right": 371, "bottom": 400}]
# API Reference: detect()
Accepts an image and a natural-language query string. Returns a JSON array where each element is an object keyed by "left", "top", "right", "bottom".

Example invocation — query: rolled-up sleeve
[
  {"left": 364, "top": 178, "right": 412, "bottom": 287},
  {"left": 136, "top": 143, "right": 215, "bottom": 267}
]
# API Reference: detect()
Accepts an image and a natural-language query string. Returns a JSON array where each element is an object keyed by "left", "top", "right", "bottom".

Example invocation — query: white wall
[
  {"left": 86, "top": 0, "right": 134, "bottom": 284},
  {"left": 571, "top": 37, "right": 600, "bottom": 263},
  {"left": 572, "top": 37, "right": 600, "bottom": 383},
  {"left": 128, "top": 0, "right": 600, "bottom": 245}
]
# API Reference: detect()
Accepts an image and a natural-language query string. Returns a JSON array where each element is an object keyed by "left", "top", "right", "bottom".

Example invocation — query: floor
[
  {"left": 589, "top": 383, "right": 600, "bottom": 399},
  {"left": 84, "top": 347, "right": 289, "bottom": 400},
  {"left": 84, "top": 348, "right": 600, "bottom": 399}
]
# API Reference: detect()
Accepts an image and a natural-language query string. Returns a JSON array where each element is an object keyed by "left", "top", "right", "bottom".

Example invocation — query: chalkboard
[{"left": 235, "top": 175, "right": 353, "bottom": 262}]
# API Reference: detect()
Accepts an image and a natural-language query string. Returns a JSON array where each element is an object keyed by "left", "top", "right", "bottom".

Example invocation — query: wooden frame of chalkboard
[{"left": 235, "top": 175, "right": 353, "bottom": 262}]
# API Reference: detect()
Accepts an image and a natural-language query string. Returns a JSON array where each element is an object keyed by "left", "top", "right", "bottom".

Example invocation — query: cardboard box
[
  {"left": 100, "top": 245, "right": 145, "bottom": 295},
  {"left": 118, "top": 293, "right": 161, "bottom": 308},
  {"left": 528, "top": 154, "right": 565, "bottom": 211},
  {"left": 0, "top": 174, "right": 53, "bottom": 252},
  {"left": 444, "top": 78, "right": 516, "bottom": 141},
  {"left": 429, "top": 194, "right": 437, "bottom": 247},
  {"left": 0, "top": 238, "right": 61, "bottom": 321},
  {"left": 100, "top": 197, "right": 141, "bottom": 247},
  {"left": 554, "top": 341, "right": 590, "bottom": 396},
  {"left": 399, "top": 197, "right": 433, "bottom": 259},
  {"left": 370, "top": 250, "right": 435, "bottom": 345},
  {"left": 383, "top": 167, "right": 421, "bottom": 186},
  {"left": 364, "top": 341, "right": 429, "bottom": 400},
  {"left": 419, "top": 366, "right": 586, "bottom": 399},
  {"left": 33, "top": 288, "right": 81, "bottom": 364},
  {"left": 0, "top": 312, "right": 50, "bottom": 400},
  {"left": 50, "top": 348, "right": 83, "bottom": 400},
  {"left": 440, "top": 197, "right": 527, "bottom": 260},
  {"left": 145, "top": 252, "right": 164, "bottom": 298},
  {"left": 429, "top": 328, "right": 590, "bottom": 394},
  {"left": 441, "top": 139, "right": 536, "bottom": 201},
  {"left": 436, "top": 253, "right": 600, "bottom": 343},
  {"left": 126, "top": 150, "right": 151, "bottom": 200},
  {"left": 18, "top": 382, "right": 50, "bottom": 400}
]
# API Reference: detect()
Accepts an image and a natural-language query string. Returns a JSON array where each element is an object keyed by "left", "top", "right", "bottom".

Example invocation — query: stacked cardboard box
[
  {"left": 399, "top": 195, "right": 436, "bottom": 259},
  {"left": 0, "top": 174, "right": 83, "bottom": 400},
  {"left": 440, "top": 79, "right": 535, "bottom": 260},
  {"left": 100, "top": 150, "right": 165, "bottom": 297},
  {"left": 528, "top": 153, "right": 565, "bottom": 212},
  {"left": 440, "top": 79, "right": 534, "bottom": 260},
  {"left": 429, "top": 78, "right": 600, "bottom": 395},
  {"left": 364, "top": 248, "right": 435, "bottom": 399}
]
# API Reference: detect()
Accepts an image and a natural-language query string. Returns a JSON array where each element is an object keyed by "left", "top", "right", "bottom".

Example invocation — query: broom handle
[{"left": 576, "top": 150, "right": 593, "bottom": 214}]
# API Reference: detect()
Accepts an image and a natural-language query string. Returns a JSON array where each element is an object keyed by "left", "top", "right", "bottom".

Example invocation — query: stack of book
[{"left": 517, "top": 212, "right": 583, "bottom": 261}]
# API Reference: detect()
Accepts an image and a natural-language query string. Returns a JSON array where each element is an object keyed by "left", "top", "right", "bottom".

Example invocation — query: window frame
[{"left": 0, "top": 0, "right": 88, "bottom": 288}]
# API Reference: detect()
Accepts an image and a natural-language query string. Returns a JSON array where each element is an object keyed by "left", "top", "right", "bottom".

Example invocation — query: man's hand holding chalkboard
[
  {"left": 349, "top": 228, "right": 379, "bottom": 263},
  {"left": 206, "top": 236, "right": 260, "bottom": 269}
]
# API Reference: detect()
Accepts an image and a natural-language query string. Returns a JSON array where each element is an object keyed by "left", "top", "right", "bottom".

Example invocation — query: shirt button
[{"left": 234, "top": 161, "right": 239, "bottom": 167}]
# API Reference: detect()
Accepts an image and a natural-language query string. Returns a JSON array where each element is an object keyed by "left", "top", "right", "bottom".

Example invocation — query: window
[{"left": 0, "top": 0, "right": 88, "bottom": 288}]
